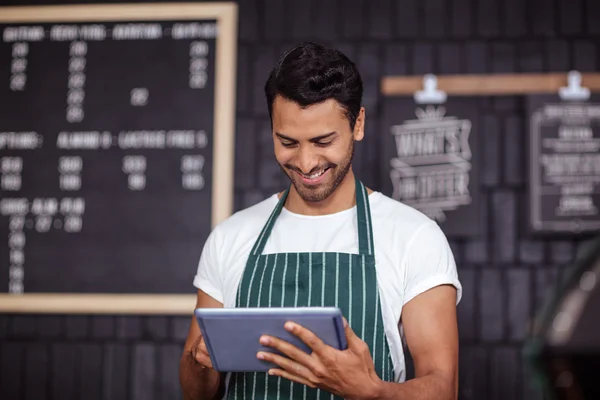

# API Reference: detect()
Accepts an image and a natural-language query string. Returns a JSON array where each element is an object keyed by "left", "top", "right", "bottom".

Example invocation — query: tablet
[{"left": 194, "top": 307, "right": 347, "bottom": 372}]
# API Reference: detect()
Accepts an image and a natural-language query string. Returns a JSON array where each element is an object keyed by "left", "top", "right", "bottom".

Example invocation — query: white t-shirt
[{"left": 194, "top": 191, "right": 462, "bottom": 383}]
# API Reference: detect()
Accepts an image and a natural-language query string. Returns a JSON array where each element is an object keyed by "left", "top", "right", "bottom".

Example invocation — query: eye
[
  {"left": 281, "top": 141, "right": 297, "bottom": 148},
  {"left": 315, "top": 141, "right": 333, "bottom": 147}
]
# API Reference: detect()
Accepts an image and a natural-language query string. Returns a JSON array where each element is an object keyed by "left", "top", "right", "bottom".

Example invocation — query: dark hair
[{"left": 264, "top": 42, "right": 363, "bottom": 130}]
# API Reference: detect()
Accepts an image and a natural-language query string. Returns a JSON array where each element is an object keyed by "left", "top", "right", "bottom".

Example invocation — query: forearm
[
  {"left": 372, "top": 372, "right": 455, "bottom": 400},
  {"left": 179, "top": 351, "right": 224, "bottom": 400}
]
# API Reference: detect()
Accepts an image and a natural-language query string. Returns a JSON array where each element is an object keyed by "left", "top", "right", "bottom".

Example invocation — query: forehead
[{"left": 272, "top": 96, "right": 348, "bottom": 134}]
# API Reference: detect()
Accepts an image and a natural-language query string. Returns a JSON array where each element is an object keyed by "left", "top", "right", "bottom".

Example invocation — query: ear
[{"left": 353, "top": 107, "right": 366, "bottom": 142}]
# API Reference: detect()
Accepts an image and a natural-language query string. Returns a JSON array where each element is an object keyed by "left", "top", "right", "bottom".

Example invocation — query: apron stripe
[
  {"left": 361, "top": 255, "right": 366, "bottom": 340},
  {"left": 294, "top": 253, "right": 299, "bottom": 307},
  {"left": 335, "top": 253, "right": 339, "bottom": 308},
  {"left": 361, "top": 183, "right": 373, "bottom": 256},
  {"left": 321, "top": 253, "right": 326, "bottom": 306},
  {"left": 373, "top": 291, "right": 378, "bottom": 369},
  {"left": 348, "top": 255, "right": 352, "bottom": 326}
]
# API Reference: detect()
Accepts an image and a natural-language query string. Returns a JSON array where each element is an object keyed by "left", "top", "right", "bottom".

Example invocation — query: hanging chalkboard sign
[
  {"left": 528, "top": 94, "right": 600, "bottom": 235},
  {"left": 380, "top": 97, "right": 482, "bottom": 237},
  {"left": 0, "top": 3, "right": 238, "bottom": 313}
]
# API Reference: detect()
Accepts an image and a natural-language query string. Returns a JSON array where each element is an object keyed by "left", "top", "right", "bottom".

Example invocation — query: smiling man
[{"left": 180, "top": 42, "right": 462, "bottom": 400}]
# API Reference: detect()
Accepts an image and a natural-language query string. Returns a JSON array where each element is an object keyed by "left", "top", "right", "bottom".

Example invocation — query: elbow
[{"left": 431, "top": 369, "right": 457, "bottom": 400}]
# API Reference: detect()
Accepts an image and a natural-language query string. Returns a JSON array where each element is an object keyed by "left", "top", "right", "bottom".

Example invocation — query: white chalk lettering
[
  {"left": 3, "top": 26, "right": 44, "bottom": 42},
  {"left": 0, "top": 132, "right": 41, "bottom": 149},
  {"left": 113, "top": 24, "right": 162, "bottom": 40}
]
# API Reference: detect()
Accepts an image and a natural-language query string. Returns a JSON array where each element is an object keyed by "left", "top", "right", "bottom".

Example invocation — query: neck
[{"left": 283, "top": 169, "right": 359, "bottom": 216}]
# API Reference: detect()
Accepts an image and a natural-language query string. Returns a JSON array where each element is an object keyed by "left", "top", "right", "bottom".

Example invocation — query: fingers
[
  {"left": 192, "top": 336, "right": 213, "bottom": 369},
  {"left": 267, "top": 368, "right": 317, "bottom": 389},
  {"left": 283, "top": 322, "right": 326, "bottom": 354},
  {"left": 342, "top": 318, "right": 362, "bottom": 349},
  {"left": 259, "top": 333, "right": 313, "bottom": 366}
]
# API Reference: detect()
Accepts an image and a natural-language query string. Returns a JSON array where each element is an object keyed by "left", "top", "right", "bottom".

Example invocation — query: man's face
[{"left": 271, "top": 96, "right": 365, "bottom": 203}]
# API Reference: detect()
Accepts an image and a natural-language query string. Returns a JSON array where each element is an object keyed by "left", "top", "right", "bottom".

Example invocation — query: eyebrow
[{"left": 275, "top": 131, "right": 337, "bottom": 142}]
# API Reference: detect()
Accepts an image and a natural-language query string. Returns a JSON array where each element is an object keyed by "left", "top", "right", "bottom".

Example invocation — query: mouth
[{"left": 294, "top": 167, "right": 331, "bottom": 185}]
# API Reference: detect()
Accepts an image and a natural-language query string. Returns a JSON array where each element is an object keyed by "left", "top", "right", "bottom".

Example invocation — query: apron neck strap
[{"left": 250, "top": 176, "right": 375, "bottom": 257}]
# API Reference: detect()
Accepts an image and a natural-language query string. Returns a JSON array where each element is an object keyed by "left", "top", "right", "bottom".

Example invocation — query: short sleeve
[
  {"left": 193, "top": 227, "right": 224, "bottom": 303},
  {"left": 403, "top": 221, "right": 462, "bottom": 306}
]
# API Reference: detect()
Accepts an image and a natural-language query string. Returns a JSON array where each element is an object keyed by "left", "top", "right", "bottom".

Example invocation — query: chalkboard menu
[
  {"left": 381, "top": 98, "right": 482, "bottom": 237},
  {"left": 528, "top": 94, "right": 600, "bottom": 234},
  {"left": 0, "top": 4, "right": 237, "bottom": 313}
]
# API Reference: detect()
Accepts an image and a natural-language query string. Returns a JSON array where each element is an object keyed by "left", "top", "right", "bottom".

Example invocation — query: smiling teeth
[{"left": 305, "top": 169, "right": 325, "bottom": 179}]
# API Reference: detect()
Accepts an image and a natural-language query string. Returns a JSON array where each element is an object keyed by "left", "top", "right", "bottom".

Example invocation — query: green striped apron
[{"left": 228, "top": 176, "right": 394, "bottom": 399}]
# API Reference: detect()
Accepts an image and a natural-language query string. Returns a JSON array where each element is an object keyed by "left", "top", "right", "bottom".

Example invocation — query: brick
[
  {"left": 518, "top": 41, "right": 544, "bottom": 72},
  {"left": 79, "top": 344, "right": 103, "bottom": 400},
  {"left": 357, "top": 44, "right": 380, "bottom": 78},
  {"left": 504, "top": 115, "right": 524, "bottom": 186},
  {"left": 312, "top": 0, "right": 338, "bottom": 41},
  {"left": 1, "top": 342, "right": 24, "bottom": 399},
  {"left": 117, "top": 316, "right": 142, "bottom": 339},
  {"left": 235, "top": 118, "right": 257, "bottom": 190},
  {"left": 383, "top": 44, "right": 409, "bottom": 75},
  {"left": 451, "top": 0, "right": 473, "bottom": 38},
  {"left": 367, "top": 0, "right": 392, "bottom": 39},
  {"left": 263, "top": 0, "right": 286, "bottom": 41},
  {"left": 361, "top": 76, "right": 379, "bottom": 113},
  {"left": 394, "top": 0, "right": 419, "bottom": 38},
  {"left": 573, "top": 40, "right": 597, "bottom": 72},
  {"left": 519, "top": 240, "right": 545, "bottom": 264},
  {"left": 532, "top": 0, "right": 555, "bottom": 36},
  {"left": 558, "top": 0, "right": 583, "bottom": 36},
  {"left": 11, "top": 315, "right": 36, "bottom": 338},
  {"left": 480, "top": 269, "right": 504, "bottom": 342},
  {"left": 438, "top": 43, "right": 462, "bottom": 74},
  {"left": 503, "top": 0, "right": 527, "bottom": 37},
  {"left": 491, "top": 96, "right": 519, "bottom": 113},
  {"left": 0, "top": 316, "right": 7, "bottom": 338},
  {"left": 491, "top": 42, "right": 515, "bottom": 73},
  {"left": 91, "top": 316, "right": 115, "bottom": 339},
  {"left": 65, "top": 316, "right": 88, "bottom": 339},
  {"left": 131, "top": 344, "right": 156, "bottom": 400},
  {"left": 253, "top": 46, "right": 276, "bottom": 116},
  {"left": 260, "top": 160, "right": 287, "bottom": 190},
  {"left": 465, "top": 239, "right": 488, "bottom": 264},
  {"left": 535, "top": 267, "right": 558, "bottom": 313},
  {"left": 290, "top": 0, "right": 312, "bottom": 39},
  {"left": 507, "top": 269, "right": 531, "bottom": 341},
  {"left": 243, "top": 190, "right": 269, "bottom": 208},
  {"left": 238, "top": 0, "right": 258, "bottom": 42},
  {"left": 492, "top": 191, "right": 517, "bottom": 264},
  {"left": 482, "top": 115, "right": 500, "bottom": 187},
  {"left": 143, "top": 317, "right": 168, "bottom": 340},
  {"left": 465, "top": 41, "right": 488, "bottom": 73},
  {"left": 158, "top": 345, "right": 183, "bottom": 400},
  {"left": 423, "top": 0, "right": 447, "bottom": 38},
  {"left": 36, "top": 316, "right": 62, "bottom": 337},
  {"left": 236, "top": 45, "right": 249, "bottom": 114},
  {"left": 490, "top": 347, "right": 521, "bottom": 400},
  {"left": 24, "top": 343, "right": 48, "bottom": 400},
  {"left": 587, "top": 0, "right": 600, "bottom": 35},
  {"left": 457, "top": 269, "right": 475, "bottom": 340},
  {"left": 341, "top": 0, "right": 365, "bottom": 39},
  {"left": 51, "top": 343, "right": 76, "bottom": 400},
  {"left": 458, "top": 345, "right": 488, "bottom": 400},
  {"left": 170, "top": 317, "right": 191, "bottom": 341},
  {"left": 545, "top": 40, "right": 569, "bottom": 72},
  {"left": 412, "top": 43, "right": 435, "bottom": 74},
  {"left": 103, "top": 344, "right": 130, "bottom": 400},
  {"left": 550, "top": 241, "right": 574, "bottom": 264},
  {"left": 477, "top": 0, "right": 500, "bottom": 37}
]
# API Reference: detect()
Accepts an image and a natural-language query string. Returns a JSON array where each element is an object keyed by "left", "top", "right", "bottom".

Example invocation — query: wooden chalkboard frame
[{"left": 0, "top": 3, "right": 237, "bottom": 314}]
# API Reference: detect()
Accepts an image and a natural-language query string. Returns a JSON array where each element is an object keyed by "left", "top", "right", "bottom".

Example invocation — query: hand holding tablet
[{"left": 194, "top": 307, "right": 347, "bottom": 372}]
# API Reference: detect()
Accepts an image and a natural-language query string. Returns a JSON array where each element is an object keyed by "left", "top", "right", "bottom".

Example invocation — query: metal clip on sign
[
  {"left": 414, "top": 74, "right": 447, "bottom": 104},
  {"left": 559, "top": 70, "right": 590, "bottom": 101}
]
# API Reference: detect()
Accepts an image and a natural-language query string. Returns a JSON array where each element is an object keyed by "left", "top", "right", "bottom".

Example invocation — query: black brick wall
[{"left": 1, "top": 0, "right": 599, "bottom": 399}]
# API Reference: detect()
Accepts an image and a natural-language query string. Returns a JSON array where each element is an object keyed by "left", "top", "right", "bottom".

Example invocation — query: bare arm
[
  {"left": 374, "top": 285, "right": 459, "bottom": 400},
  {"left": 179, "top": 289, "right": 227, "bottom": 400}
]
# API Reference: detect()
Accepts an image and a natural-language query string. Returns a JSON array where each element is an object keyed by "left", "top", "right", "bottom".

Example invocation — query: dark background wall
[{"left": 1, "top": 0, "right": 599, "bottom": 399}]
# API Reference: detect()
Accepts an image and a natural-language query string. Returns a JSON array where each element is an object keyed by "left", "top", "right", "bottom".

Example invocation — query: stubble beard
[{"left": 279, "top": 139, "right": 355, "bottom": 203}]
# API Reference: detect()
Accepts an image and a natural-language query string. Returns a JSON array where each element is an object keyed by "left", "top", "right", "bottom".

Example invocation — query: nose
[{"left": 295, "top": 145, "right": 318, "bottom": 174}]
